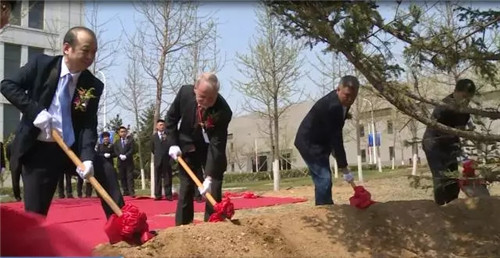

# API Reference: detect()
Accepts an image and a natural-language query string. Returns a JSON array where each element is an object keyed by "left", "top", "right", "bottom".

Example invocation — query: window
[
  {"left": 359, "top": 125, "right": 365, "bottom": 137},
  {"left": 280, "top": 152, "right": 292, "bottom": 171},
  {"left": 28, "top": 46, "right": 44, "bottom": 61},
  {"left": 28, "top": 1, "right": 44, "bottom": 30},
  {"left": 389, "top": 146, "right": 395, "bottom": 159},
  {"left": 230, "top": 163, "right": 235, "bottom": 172},
  {"left": 361, "top": 149, "right": 366, "bottom": 162},
  {"left": 4, "top": 43, "right": 22, "bottom": 77},
  {"left": 387, "top": 120, "right": 393, "bottom": 134},
  {"left": 258, "top": 155, "right": 267, "bottom": 172},
  {"left": 9, "top": 1, "right": 21, "bottom": 26}
]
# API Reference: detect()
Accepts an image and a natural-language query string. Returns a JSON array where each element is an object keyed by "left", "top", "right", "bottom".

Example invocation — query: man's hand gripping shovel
[{"left": 177, "top": 156, "right": 236, "bottom": 223}]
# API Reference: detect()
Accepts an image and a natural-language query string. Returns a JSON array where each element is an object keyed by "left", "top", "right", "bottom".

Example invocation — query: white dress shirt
[{"left": 38, "top": 57, "right": 81, "bottom": 141}]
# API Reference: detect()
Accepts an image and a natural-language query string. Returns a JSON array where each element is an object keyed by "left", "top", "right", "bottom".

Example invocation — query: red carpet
[{"left": 1, "top": 193, "right": 306, "bottom": 256}]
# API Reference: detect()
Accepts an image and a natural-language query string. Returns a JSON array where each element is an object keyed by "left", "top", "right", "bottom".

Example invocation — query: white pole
[
  {"left": 255, "top": 138, "right": 259, "bottom": 172},
  {"left": 97, "top": 71, "right": 107, "bottom": 128},
  {"left": 411, "top": 153, "right": 418, "bottom": 176},
  {"left": 357, "top": 155, "right": 363, "bottom": 182},
  {"left": 333, "top": 158, "right": 338, "bottom": 178}
]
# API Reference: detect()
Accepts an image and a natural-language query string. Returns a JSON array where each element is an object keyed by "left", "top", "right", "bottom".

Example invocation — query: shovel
[
  {"left": 348, "top": 181, "right": 375, "bottom": 209},
  {"left": 51, "top": 129, "right": 154, "bottom": 245},
  {"left": 177, "top": 156, "right": 235, "bottom": 222}
]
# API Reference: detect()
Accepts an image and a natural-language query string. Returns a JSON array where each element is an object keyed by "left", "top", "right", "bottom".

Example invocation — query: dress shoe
[
  {"left": 15, "top": 197, "right": 22, "bottom": 202},
  {"left": 154, "top": 197, "right": 162, "bottom": 201},
  {"left": 166, "top": 196, "right": 173, "bottom": 201},
  {"left": 67, "top": 194, "right": 74, "bottom": 199}
]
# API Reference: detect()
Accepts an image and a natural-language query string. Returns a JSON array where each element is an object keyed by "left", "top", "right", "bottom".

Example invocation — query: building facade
[
  {"left": 0, "top": 0, "right": 85, "bottom": 141},
  {"left": 227, "top": 90, "right": 500, "bottom": 173}
]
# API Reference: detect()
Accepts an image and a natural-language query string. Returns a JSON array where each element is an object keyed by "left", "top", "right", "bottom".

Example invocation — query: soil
[{"left": 94, "top": 171, "right": 500, "bottom": 258}]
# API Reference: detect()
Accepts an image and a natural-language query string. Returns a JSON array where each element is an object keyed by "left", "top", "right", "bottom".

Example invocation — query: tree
[
  {"left": 233, "top": 5, "right": 304, "bottom": 190},
  {"left": 131, "top": 0, "right": 215, "bottom": 130},
  {"left": 106, "top": 114, "right": 124, "bottom": 135},
  {"left": 268, "top": 1, "right": 500, "bottom": 143},
  {"left": 86, "top": 1, "right": 122, "bottom": 124},
  {"left": 137, "top": 104, "right": 156, "bottom": 178},
  {"left": 119, "top": 33, "right": 151, "bottom": 189}
]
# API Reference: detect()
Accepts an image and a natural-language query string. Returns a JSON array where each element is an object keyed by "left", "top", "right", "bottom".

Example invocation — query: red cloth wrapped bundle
[
  {"left": 104, "top": 203, "right": 154, "bottom": 245},
  {"left": 208, "top": 196, "right": 235, "bottom": 222},
  {"left": 349, "top": 186, "right": 375, "bottom": 209}
]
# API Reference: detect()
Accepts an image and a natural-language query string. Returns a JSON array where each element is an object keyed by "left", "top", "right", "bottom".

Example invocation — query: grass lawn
[{"left": 1, "top": 167, "right": 420, "bottom": 202}]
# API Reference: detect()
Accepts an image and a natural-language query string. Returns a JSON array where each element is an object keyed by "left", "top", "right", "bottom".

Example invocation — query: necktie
[
  {"left": 59, "top": 74, "right": 74, "bottom": 146},
  {"left": 122, "top": 139, "right": 125, "bottom": 148}
]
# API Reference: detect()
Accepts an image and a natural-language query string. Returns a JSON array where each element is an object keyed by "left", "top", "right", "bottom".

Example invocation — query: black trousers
[
  {"left": 76, "top": 177, "right": 93, "bottom": 197},
  {"left": 118, "top": 162, "right": 135, "bottom": 196},
  {"left": 57, "top": 172, "right": 73, "bottom": 197},
  {"left": 423, "top": 139, "right": 460, "bottom": 205},
  {"left": 154, "top": 160, "right": 173, "bottom": 198},
  {"left": 10, "top": 165, "right": 22, "bottom": 199},
  {"left": 21, "top": 141, "right": 124, "bottom": 218},
  {"left": 175, "top": 152, "right": 223, "bottom": 225}
]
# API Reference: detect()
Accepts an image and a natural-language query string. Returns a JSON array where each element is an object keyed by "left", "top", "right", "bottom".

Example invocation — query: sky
[{"left": 86, "top": 1, "right": 499, "bottom": 129}]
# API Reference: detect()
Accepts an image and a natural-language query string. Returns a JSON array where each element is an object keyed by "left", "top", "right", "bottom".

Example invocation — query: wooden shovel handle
[
  {"left": 177, "top": 156, "right": 218, "bottom": 206},
  {"left": 51, "top": 129, "right": 123, "bottom": 216},
  {"left": 349, "top": 181, "right": 357, "bottom": 189}
]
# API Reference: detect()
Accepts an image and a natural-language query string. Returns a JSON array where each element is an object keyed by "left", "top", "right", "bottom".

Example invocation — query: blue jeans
[{"left": 305, "top": 158, "right": 333, "bottom": 205}]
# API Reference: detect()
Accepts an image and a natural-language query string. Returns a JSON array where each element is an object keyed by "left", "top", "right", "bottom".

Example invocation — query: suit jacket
[
  {"left": 151, "top": 131, "right": 170, "bottom": 168},
  {"left": 1, "top": 55, "right": 103, "bottom": 173},
  {"left": 423, "top": 94, "right": 470, "bottom": 148},
  {"left": 165, "top": 85, "right": 232, "bottom": 179},
  {"left": 294, "top": 90, "right": 349, "bottom": 168},
  {"left": 97, "top": 142, "right": 116, "bottom": 166},
  {"left": 114, "top": 136, "right": 135, "bottom": 167}
]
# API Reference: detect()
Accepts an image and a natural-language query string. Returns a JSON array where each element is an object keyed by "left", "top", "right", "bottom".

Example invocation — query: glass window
[
  {"left": 361, "top": 149, "right": 366, "bottom": 162},
  {"left": 4, "top": 43, "right": 22, "bottom": 77},
  {"left": 28, "top": 1, "right": 44, "bottom": 30},
  {"left": 9, "top": 1, "right": 21, "bottom": 26},
  {"left": 359, "top": 125, "right": 365, "bottom": 137},
  {"left": 387, "top": 120, "right": 394, "bottom": 134}
]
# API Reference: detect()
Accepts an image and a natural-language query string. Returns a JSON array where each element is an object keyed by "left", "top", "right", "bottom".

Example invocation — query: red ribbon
[
  {"left": 349, "top": 186, "right": 375, "bottom": 209},
  {"left": 104, "top": 204, "right": 154, "bottom": 245},
  {"left": 208, "top": 196, "right": 235, "bottom": 222}
]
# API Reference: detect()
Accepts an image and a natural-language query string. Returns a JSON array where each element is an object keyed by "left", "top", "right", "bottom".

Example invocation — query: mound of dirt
[{"left": 94, "top": 197, "right": 500, "bottom": 258}]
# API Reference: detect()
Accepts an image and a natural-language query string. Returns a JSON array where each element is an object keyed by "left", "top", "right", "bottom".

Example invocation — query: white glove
[
  {"left": 76, "top": 160, "right": 94, "bottom": 180},
  {"left": 169, "top": 145, "right": 182, "bottom": 160},
  {"left": 119, "top": 154, "right": 126, "bottom": 161},
  {"left": 1, "top": 167, "right": 5, "bottom": 174},
  {"left": 33, "top": 109, "right": 53, "bottom": 141},
  {"left": 342, "top": 168, "right": 354, "bottom": 183},
  {"left": 198, "top": 176, "right": 212, "bottom": 195},
  {"left": 104, "top": 153, "right": 111, "bottom": 158}
]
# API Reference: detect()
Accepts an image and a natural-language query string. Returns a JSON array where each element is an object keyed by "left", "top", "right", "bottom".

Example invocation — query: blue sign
[{"left": 368, "top": 133, "right": 381, "bottom": 147}]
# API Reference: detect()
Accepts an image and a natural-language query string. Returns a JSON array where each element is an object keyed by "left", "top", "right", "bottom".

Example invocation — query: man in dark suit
[
  {"left": 57, "top": 171, "right": 74, "bottom": 198},
  {"left": 166, "top": 72, "right": 232, "bottom": 225},
  {"left": 114, "top": 126, "right": 135, "bottom": 197},
  {"left": 6, "top": 141, "right": 22, "bottom": 201},
  {"left": 0, "top": 26, "right": 124, "bottom": 217},
  {"left": 151, "top": 119, "right": 173, "bottom": 200},
  {"left": 422, "top": 79, "right": 476, "bottom": 205},
  {"left": 295, "top": 75, "right": 359, "bottom": 205}
]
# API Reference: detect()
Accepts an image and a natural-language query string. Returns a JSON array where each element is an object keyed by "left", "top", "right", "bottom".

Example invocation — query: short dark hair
[
  {"left": 338, "top": 75, "right": 360, "bottom": 90},
  {"left": 118, "top": 126, "right": 127, "bottom": 131},
  {"left": 101, "top": 131, "right": 110, "bottom": 138},
  {"left": 63, "top": 26, "right": 97, "bottom": 47},
  {"left": 157, "top": 119, "right": 165, "bottom": 124},
  {"left": 455, "top": 79, "right": 476, "bottom": 94}
]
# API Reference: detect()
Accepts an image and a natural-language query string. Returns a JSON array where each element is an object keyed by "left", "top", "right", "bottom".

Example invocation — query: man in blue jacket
[{"left": 295, "top": 75, "right": 359, "bottom": 205}]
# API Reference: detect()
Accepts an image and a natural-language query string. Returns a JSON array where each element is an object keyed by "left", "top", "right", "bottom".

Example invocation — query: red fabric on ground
[{"left": 1, "top": 194, "right": 307, "bottom": 256}]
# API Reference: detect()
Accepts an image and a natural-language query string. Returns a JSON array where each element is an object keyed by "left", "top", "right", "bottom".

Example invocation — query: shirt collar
[{"left": 60, "top": 57, "right": 82, "bottom": 82}]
